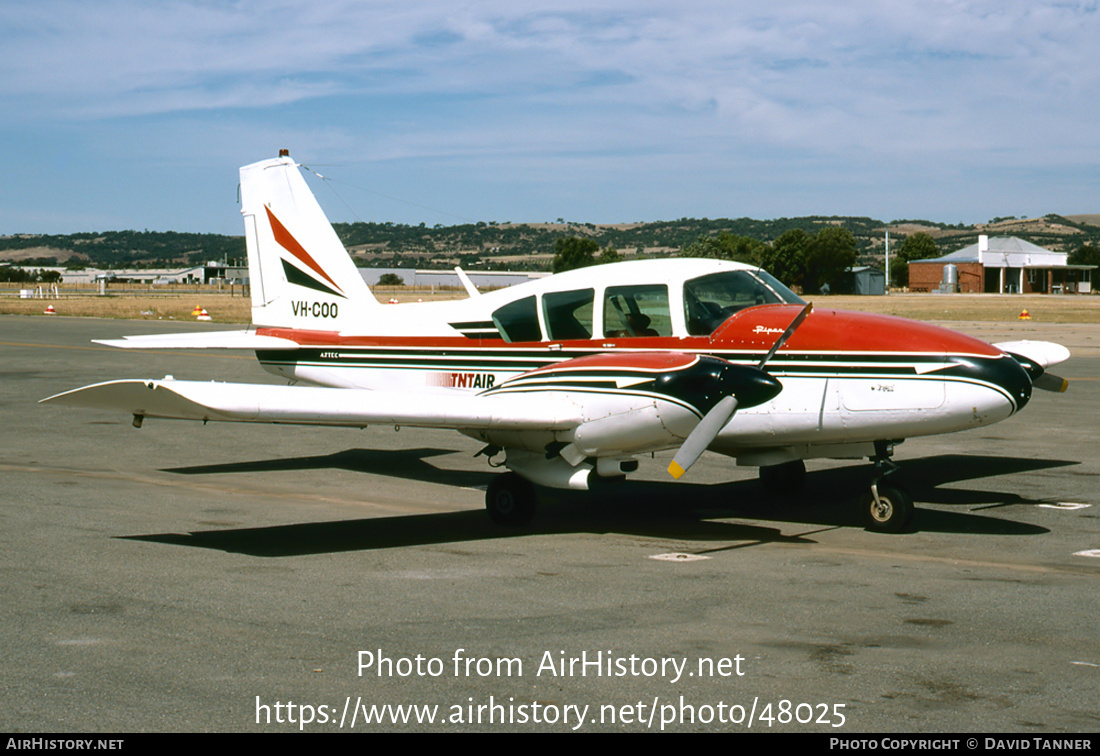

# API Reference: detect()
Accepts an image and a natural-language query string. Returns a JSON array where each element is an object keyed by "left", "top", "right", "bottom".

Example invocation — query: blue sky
[{"left": 2, "top": 0, "right": 1099, "bottom": 234}]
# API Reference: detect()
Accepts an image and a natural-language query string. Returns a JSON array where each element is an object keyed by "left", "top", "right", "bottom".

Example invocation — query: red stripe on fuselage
[
  {"left": 520, "top": 352, "right": 698, "bottom": 374},
  {"left": 255, "top": 307, "right": 1003, "bottom": 359}
]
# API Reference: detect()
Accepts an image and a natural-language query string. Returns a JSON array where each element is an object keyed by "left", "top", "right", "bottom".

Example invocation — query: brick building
[{"left": 908, "top": 235, "right": 1093, "bottom": 294}]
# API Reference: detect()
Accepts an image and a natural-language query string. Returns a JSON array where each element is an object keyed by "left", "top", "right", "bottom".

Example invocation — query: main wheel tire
[
  {"left": 486, "top": 473, "right": 537, "bottom": 526},
  {"left": 862, "top": 483, "right": 914, "bottom": 533},
  {"left": 759, "top": 459, "right": 806, "bottom": 497}
]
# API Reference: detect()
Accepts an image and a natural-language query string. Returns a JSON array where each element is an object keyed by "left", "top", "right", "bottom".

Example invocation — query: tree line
[
  {"left": 5, "top": 217, "right": 1098, "bottom": 282},
  {"left": 0, "top": 267, "right": 63, "bottom": 283},
  {"left": 550, "top": 229, "right": 1014, "bottom": 293},
  {"left": 550, "top": 227, "right": 865, "bottom": 293}
]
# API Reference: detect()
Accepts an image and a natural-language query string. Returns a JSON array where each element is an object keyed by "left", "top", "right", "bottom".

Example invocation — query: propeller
[
  {"left": 757, "top": 302, "right": 813, "bottom": 368},
  {"left": 1033, "top": 373, "right": 1068, "bottom": 393},
  {"left": 668, "top": 302, "right": 812, "bottom": 479},
  {"left": 668, "top": 394, "right": 739, "bottom": 479},
  {"left": 1006, "top": 350, "right": 1069, "bottom": 393}
]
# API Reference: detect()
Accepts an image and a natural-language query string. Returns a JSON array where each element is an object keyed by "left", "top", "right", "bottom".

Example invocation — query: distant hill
[
  {"left": 0, "top": 230, "right": 246, "bottom": 269},
  {"left": 4, "top": 214, "right": 1098, "bottom": 271}
]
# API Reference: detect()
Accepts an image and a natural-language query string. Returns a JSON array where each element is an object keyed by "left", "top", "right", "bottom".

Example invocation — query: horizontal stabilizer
[
  {"left": 42, "top": 379, "right": 578, "bottom": 431},
  {"left": 93, "top": 330, "right": 300, "bottom": 350}
]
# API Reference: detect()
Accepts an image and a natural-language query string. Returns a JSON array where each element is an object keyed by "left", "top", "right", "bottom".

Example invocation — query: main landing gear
[
  {"left": 485, "top": 472, "right": 537, "bottom": 527},
  {"left": 861, "top": 441, "right": 914, "bottom": 533}
]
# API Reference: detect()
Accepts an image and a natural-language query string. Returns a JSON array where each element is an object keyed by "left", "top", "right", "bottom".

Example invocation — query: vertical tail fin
[{"left": 240, "top": 152, "right": 379, "bottom": 328}]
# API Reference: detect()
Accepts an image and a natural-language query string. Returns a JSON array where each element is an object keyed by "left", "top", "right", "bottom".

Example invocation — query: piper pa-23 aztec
[{"left": 44, "top": 151, "right": 1072, "bottom": 533}]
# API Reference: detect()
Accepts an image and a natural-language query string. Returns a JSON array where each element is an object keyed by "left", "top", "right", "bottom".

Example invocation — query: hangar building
[{"left": 908, "top": 235, "right": 1093, "bottom": 294}]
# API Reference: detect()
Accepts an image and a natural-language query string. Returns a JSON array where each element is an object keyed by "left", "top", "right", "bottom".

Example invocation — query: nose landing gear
[{"left": 862, "top": 441, "right": 914, "bottom": 533}]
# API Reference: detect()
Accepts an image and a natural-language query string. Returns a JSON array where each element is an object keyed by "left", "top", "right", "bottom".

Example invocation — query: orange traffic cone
[
  {"left": 1018, "top": 309, "right": 1031, "bottom": 320},
  {"left": 191, "top": 305, "right": 203, "bottom": 316}
]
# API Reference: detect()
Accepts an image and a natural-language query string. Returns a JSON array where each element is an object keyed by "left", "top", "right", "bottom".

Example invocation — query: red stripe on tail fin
[{"left": 265, "top": 205, "right": 344, "bottom": 295}]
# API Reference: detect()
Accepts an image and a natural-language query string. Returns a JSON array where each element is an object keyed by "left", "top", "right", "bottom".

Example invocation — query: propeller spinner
[{"left": 1006, "top": 351, "right": 1069, "bottom": 393}]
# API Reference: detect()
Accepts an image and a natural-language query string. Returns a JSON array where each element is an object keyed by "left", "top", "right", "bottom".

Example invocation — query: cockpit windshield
[{"left": 684, "top": 270, "right": 805, "bottom": 336}]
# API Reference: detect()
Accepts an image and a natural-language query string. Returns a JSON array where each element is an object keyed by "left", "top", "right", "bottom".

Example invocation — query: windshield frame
[{"left": 683, "top": 269, "right": 805, "bottom": 336}]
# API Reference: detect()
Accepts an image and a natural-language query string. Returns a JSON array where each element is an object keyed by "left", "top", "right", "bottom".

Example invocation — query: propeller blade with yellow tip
[{"left": 668, "top": 395, "right": 739, "bottom": 479}]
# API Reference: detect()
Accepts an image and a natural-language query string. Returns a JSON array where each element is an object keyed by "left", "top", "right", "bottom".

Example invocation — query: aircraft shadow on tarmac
[
  {"left": 122, "top": 450, "right": 1069, "bottom": 556},
  {"left": 165, "top": 447, "right": 487, "bottom": 489}
]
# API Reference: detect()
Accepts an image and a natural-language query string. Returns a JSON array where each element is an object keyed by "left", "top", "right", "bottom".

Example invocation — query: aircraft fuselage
[{"left": 250, "top": 259, "right": 1031, "bottom": 466}]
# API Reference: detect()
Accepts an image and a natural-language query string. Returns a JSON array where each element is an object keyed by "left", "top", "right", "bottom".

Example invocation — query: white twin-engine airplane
[{"left": 44, "top": 152, "right": 1072, "bottom": 532}]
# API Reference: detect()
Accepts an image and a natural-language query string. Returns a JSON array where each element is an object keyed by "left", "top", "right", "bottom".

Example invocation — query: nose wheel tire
[
  {"left": 486, "top": 472, "right": 537, "bottom": 526},
  {"left": 862, "top": 482, "right": 914, "bottom": 533}
]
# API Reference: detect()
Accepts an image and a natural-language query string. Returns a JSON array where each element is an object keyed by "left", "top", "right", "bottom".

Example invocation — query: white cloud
[{"left": 2, "top": 0, "right": 1098, "bottom": 229}]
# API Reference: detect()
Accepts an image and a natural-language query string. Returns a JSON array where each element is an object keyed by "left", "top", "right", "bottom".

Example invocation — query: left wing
[{"left": 42, "top": 378, "right": 578, "bottom": 430}]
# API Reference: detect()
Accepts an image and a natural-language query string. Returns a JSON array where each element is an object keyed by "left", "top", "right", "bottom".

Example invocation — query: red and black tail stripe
[{"left": 266, "top": 205, "right": 346, "bottom": 299}]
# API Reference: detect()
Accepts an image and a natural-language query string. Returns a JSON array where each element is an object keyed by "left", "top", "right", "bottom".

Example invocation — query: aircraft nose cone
[
  {"left": 945, "top": 354, "right": 1032, "bottom": 413},
  {"left": 997, "top": 354, "right": 1033, "bottom": 411}
]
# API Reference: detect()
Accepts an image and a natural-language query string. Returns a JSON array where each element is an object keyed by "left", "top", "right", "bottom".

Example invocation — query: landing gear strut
[
  {"left": 861, "top": 441, "right": 913, "bottom": 533},
  {"left": 485, "top": 472, "right": 537, "bottom": 526}
]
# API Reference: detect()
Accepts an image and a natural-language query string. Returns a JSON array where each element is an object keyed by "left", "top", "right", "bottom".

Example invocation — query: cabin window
[
  {"left": 492, "top": 296, "right": 542, "bottom": 343},
  {"left": 543, "top": 288, "right": 594, "bottom": 340},
  {"left": 683, "top": 270, "right": 805, "bottom": 336},
  {"left": 603, "top": 284, "right": 671, "bottom": 337}
]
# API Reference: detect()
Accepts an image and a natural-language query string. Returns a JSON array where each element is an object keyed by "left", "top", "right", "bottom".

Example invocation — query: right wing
[
  {"left": 92, "top": 330, "right": 300, "bottom": 350},
  {"left": 42, "top": 353, "right": 782, "bottom": 490}
]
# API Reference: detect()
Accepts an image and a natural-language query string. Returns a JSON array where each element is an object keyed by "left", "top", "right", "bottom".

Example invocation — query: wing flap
[{"left": 42, "top": 379, "right": 580, "bottom": 430}]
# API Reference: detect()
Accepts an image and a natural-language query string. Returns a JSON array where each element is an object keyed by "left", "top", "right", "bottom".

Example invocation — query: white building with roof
[{"left": 908, "top": 235, "right": 1093, "bottom": 293}]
